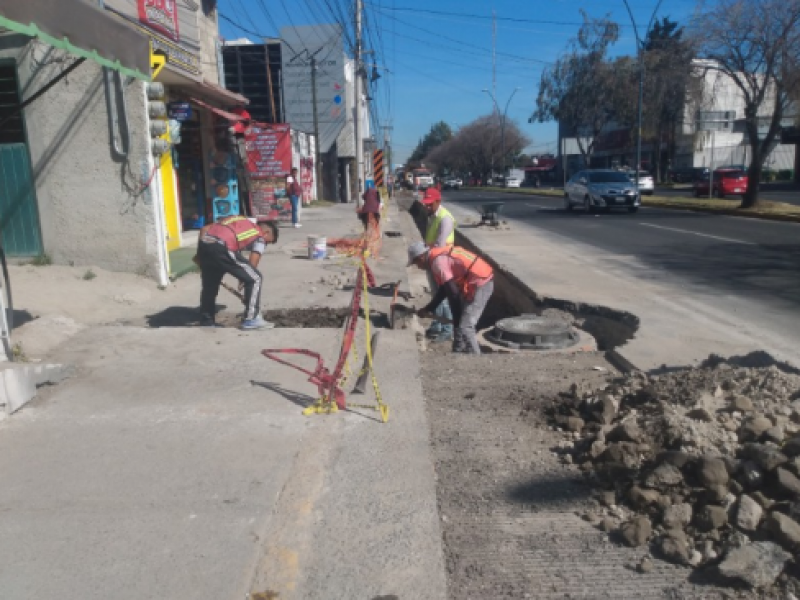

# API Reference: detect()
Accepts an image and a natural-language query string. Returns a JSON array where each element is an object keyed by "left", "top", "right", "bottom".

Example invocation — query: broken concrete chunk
[
  {"left": 698, "top": 456, "right": 729, "bottom": 489},
  {"left": 736, "top": 495, "right": 763, "bottom": 532},
  {"left": 662, "top": 503, "right": 692, "bottom": 529},
  {"left": 740, "top": 444, "right": 788, "bottom": 472},
  {"left": 620, "top": 515, "right": 652, "bottom": 547},
  {"left": 729, "top": 396, "right": 754, "bottom": 413},
  {"left": 739, "top": 416, "right": 774, "bottom": 442},
  {"left": 657, "top": 530, "right": 691, "bottom": 565},
  {"left": 628, "top": 485, "right": 661, "bottom": 508},
  {"left": 718, "top": 542, "right": 790, "bottom": 588},
  {"left": 782, "top": 436, "right": 800, "bottom": 458},
  {"left": 644, "top": 464, "right": 683, "bottom": 489},
  {"left": 556, "top": 415, "right": 585, "bottom": 432},
  {"left": 775, "top": 467, "right": 800, "bottom": 498},
  {"left": 765, "top": 512, "right": 800, "bottom": 552},
  {"left": 695, "top": 505, "right": 728, "bottom": 532},
  {"left": 606, "top": 421, "right": 644, "bottom": 443}
]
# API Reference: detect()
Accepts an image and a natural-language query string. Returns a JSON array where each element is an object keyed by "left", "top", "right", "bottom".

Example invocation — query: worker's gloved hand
[{"left": 416, "top": 307, "right": 433, "bottom": 318}]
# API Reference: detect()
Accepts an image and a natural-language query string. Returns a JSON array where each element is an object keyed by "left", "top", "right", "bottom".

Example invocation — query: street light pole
[
  {"left": 483, "top": 87, "right": 520, "bottom": 184},
  {"left": 622, "top": 0, "right": 663, "bottom": 198}
]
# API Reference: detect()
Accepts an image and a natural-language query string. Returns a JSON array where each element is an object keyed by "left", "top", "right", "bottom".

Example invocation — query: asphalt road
[
  {"left": 509, "top": 183, "right": 800, "bottom": 205},
  {"left": 448, "top": 188, "right": 800, "bottom": 361}
]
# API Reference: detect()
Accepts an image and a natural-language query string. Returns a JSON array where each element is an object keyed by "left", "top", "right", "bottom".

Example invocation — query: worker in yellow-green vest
[{"left": 420, "top": 187, "right": 456, "bottom": 341}]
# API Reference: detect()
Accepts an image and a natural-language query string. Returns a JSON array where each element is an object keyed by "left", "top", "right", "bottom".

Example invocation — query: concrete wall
[
  {"left": 0, "top": 35, "right": 165, "bottom": 278},
  {"left": 197, "top": 3, "right": 221, "bottom": 85}
]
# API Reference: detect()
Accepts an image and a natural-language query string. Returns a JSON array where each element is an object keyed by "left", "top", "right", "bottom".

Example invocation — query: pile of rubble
[{"left": 549, "top": 356, "right": 800, "bottom": 592}]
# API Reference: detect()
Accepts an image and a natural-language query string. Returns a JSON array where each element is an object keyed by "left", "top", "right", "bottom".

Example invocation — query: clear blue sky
[{"left": 219, "top": 0, "right": 699, "bottom": 166}]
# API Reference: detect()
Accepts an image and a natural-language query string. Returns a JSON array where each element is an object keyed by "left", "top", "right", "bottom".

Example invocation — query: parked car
[
  {"left": 443, "top": 177, "right": 461, "bottom": 190},
  {"left": 669, "top": 167, "right": 709, "bottom": 183},
  {"left": 693, "top": 168, "right": 748, "bottom": 198},
  {"left": 504, "top": 177, "right": 522, "bottom": 188},
  {"left": 627, "top": 170, "right": 654, "bottom": 195},
  {"left": 564, "top": 169, "right": 640, "bottom": 213}
]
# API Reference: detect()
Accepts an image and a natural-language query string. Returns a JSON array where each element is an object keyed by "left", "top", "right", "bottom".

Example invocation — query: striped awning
[{"left": 0, "top": 0, "right": 151, "bottom": 80}]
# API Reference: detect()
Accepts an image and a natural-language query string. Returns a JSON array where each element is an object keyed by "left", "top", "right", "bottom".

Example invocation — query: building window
[{"left": 202, "top": 0, "right": 216, "bottom": 16}]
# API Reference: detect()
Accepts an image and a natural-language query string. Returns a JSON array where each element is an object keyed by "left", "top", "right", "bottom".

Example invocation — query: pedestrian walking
[
  {"left": 407, "top": 242, "right": 494, "bottom": 354},
  {"left": 420, "top": 187, "right": 456, "bottom": 342},
  {"left": 358, "top": 184, "right": 382, "bottom": 230},
  {"left": 285, "top": 167, "right": 302, "bottom": 228},
  {"left": 195, "top": 216, "right": 278, "bottom": 330}
]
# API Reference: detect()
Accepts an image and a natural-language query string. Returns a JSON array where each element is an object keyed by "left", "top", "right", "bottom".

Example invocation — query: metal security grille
[{"left": 0, "top": 64, "right": 42, "bottom": 256}]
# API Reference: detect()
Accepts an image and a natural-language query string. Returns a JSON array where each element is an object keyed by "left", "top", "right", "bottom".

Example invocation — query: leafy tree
[
  {"left": 532, "top": 12, "right": 623, "bottom": 167},
  {"left": 426, "top": 115, "right": 530, "bottom": 183},
  {"left": 694, "top": 0, "right": 800, "bottom": 208},
  {"left": 408, "top": 121, "right": 453, "bottom": 164},
  {"left": 641, "top": 17, "right": 698, "bottom": 181}
]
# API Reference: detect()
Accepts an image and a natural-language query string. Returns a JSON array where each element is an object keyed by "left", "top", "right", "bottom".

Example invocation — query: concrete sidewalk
[{"left": 0, "top": 203, "right": 447, "bottom": 600}]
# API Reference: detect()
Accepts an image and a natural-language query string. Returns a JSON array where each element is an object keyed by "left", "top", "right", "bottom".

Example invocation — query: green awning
[{"left": 0, "top": 0, "right": 151, "bottom": 81}]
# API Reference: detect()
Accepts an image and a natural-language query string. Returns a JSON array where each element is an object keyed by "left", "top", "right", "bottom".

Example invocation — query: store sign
[
  {"left": 138, "top": 0, "right": 179, "bottom": 41},
  {"left": 168, "top": 102, "right": 191, "bottom": 121},
  {"left": 244, "top": 124, "right": 291, "bottom": 179}
]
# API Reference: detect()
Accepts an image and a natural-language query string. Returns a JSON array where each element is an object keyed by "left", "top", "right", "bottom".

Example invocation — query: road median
[{"left": 463, "top": 186, "right": 800, "bottom": 223}]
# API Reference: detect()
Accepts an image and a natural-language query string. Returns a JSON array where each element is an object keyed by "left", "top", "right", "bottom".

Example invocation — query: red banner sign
[
  {"left": 244, "top": 124, "right": 292, "bottom": 180},
  {"left": 138, "top": 0, "right": 180, "bottom": 40}
]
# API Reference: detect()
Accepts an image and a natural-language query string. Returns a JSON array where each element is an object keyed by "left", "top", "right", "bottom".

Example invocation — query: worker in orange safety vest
[
  {"left": 407, "top": 241, "right": 494, "bottom": 354},
  {"left": 195, "top": 215, "right": 279, "bottom": 329}
]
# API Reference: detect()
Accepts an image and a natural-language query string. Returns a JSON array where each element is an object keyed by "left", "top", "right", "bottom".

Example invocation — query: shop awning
[
  {"left": 0, "top": 0, "right": 151, "bottom": 80},
  {"left": 190, "top": 97, "right": 246, "bottom": 121}
]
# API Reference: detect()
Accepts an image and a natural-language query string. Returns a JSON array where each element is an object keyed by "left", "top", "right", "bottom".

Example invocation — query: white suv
[{"left": 628, "top": 171, "right": 654, "bottom": 195}]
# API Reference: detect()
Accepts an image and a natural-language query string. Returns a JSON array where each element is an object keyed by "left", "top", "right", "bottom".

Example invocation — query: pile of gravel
[{"left": 548, "top": 356, "right": 800, "bottom": 594}]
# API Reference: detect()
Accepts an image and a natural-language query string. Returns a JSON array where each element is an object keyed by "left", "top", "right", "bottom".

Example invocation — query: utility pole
[
  {"left": 622, "top": 0, "right": 664, "bottom": 198},
  {"left": 353, "top": 0, "right": 363, "bottom": 203},
  {"left": 311, "top": 55, "right": 323, "bottom": 201},
  {"left": 492, "top": 9, "right": 497, "bottom": 101}
]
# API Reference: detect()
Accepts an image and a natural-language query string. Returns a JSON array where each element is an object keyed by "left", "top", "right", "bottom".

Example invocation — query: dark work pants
[{"left": 197, "top": 241, "right": 262, "bottom": 321}]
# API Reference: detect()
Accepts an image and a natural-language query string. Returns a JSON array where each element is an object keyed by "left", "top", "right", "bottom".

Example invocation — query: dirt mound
[{"left": 549, "top": 353, "right": 800, "bottom": 595}]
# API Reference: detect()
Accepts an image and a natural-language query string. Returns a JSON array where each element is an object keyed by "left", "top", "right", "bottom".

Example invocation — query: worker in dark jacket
[{"left": 195, "top": 216, "right": 278, "bottom": 329}]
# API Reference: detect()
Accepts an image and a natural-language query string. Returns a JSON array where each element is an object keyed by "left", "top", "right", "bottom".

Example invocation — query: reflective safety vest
[
  {"left": 207, "top": 216, "right": 261, "bottom": 252},
  {"left": 425, "top": 206, "right": 456, "bottom": 247},
  {"left": 428, "top": 245, "right": 493, "bottom": 301}
]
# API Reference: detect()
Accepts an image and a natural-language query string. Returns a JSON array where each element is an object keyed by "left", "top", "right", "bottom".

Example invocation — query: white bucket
[{"left": 308, "top": 235, "right": 327, "bottom": 260}]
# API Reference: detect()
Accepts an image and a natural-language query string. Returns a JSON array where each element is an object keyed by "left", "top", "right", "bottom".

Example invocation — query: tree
[
  {"left": 694, "top": 0, "right": 800, "bottom": 208},
  {"left": 408, "top": 121, "right": 453, "bottom": 164},
  {"left": 426, "top": 115, "right": 530, "bottom": 182},
  {"left": 532, "top": 12, "right": 623, "bottom": 167},
  {"left": 641, "top": 17, "right": 698, "bottom": 181}
]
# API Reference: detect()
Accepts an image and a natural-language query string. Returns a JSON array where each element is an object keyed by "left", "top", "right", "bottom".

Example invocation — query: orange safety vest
[
  {"left": 428, "top": 245, "right": 493, "bottom": 300},
  {"left": 207, "top": 216, "right": 261, "bottom": 252}
]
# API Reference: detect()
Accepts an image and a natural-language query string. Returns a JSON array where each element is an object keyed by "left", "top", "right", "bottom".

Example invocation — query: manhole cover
[{"left": 485, "top": 314, "right": 579, "bottom": 350}]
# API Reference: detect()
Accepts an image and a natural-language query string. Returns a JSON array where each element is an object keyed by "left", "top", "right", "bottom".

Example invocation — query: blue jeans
[
  {"left": 290, "top": 195, "right": 300, "bottom": 224},
  {"left": 426, "top": 298, "right": 454, "bottom": 339}
]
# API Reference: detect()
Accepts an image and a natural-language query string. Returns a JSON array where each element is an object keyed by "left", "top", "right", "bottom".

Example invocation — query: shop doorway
[{"left": 0, "top": 63, "right": 42, "bottom": 256}]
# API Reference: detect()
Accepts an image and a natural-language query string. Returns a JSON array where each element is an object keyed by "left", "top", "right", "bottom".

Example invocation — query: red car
[{"left": 693, "top": 169, "right": 748, "bottom": 198}]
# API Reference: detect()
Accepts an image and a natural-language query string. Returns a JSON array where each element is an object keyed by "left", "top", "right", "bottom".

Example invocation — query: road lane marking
[
  {"left": 525, "top": 203, "right": 557, "bottom": 210},
  {"left": 639, "top": 223, "right": 757, "bottom": 246}
]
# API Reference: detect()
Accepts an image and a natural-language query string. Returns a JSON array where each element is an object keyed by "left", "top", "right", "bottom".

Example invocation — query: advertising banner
[
  {"left": 137, "top": 0, "right": 179, "bottom": 41},
  {"left": 300, "top": 157, "right": 314, "bottom": 205},
  {"left": 250, "top": 178, "right": 291, "bottom": 222},
  {"left": 244, "top": 123, "right": 291, "bottom": 179}
]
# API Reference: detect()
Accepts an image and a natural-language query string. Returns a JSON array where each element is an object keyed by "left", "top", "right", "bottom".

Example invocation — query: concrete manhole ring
[{"left": 483, "top": 314, "right": 588, "bottom": 351}]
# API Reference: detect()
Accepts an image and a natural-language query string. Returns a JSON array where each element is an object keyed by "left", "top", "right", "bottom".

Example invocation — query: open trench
[
  {"left": 406, "top": 198, "right": 735, "bottom": 599},
  {"left": 407, "top": 200, "right": 640, "bottom": 353}
]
